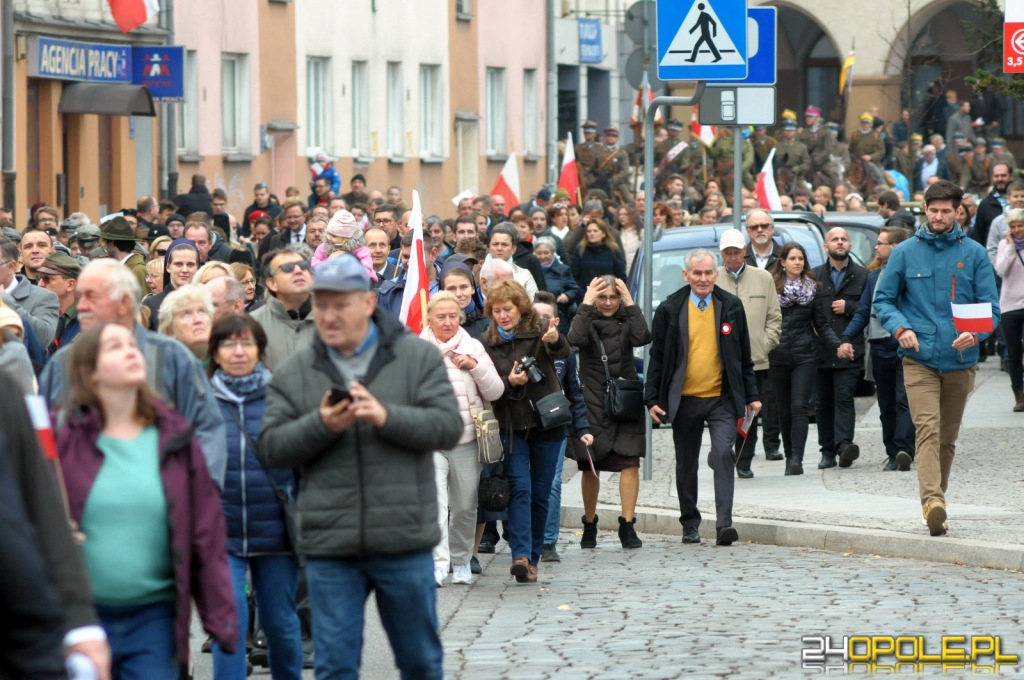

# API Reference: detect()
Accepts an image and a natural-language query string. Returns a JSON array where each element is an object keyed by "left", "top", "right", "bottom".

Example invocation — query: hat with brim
[
  {"left": 666, "top": 119, "right": 684, "bottom": 131},
  {"left": 718, "top": 229, "right": 747, "bottom": 251},
  {"left": 444, "top": 253, "right": 479, "bottom": 267},
  {"left": 782, "top": 121, "right": 797, "bottom": 130},
  {"left": 76, "top": 224, "right": 101, "bottom": 243},
  {"left": 100, "top": 216, "right": 135, "bottom": 241},
  {"left": 36, "top": 252, "right": 82, "bottom": 279},
  {"left": 910, "top": 134, "right": 923, "bottom": 142},
  {"left": 604, "top": 127, "right": 619, "bottom": 137},
  {"left": 582, "top": 120, "right": 598, "bottom": 131},
  {"left": 805, "top": 106, "right": 821, "bottom": 117},
  {"left": 312, "top": 253, "right": 371, "bottom": 293}
]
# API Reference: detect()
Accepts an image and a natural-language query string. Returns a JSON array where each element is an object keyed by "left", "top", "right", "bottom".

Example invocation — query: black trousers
[
  {"left": 870, "top": 347, "right": 915, "bottom": 457},
  {"left": 672, "top": 396, "right": 736, "bottom": 530},
  {"left": 770, "top": 360, "right": 816, "bottom": 463},
  {"left": 735, "top": 369, "right": 772, "bottom": 469},
  {"left": 759, "top": 369, "right": 781, "bottom": 453},
  {"left": 1002, "top": 308, "right": 1024, "bottom": 390},
  {"left": 815, "top": 365, "right": 861, "bottom": 457}
]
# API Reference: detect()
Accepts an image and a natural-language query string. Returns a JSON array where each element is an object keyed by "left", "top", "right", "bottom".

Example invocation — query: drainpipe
[
  {"left": 159, "top": 0, "right": 178, "bottom": 199},
  {"left": 546, "top": 0, "right": 557, "bottom": 187},
  {"left": 3, "top": 0, "right": 16, "bottom": 214}
]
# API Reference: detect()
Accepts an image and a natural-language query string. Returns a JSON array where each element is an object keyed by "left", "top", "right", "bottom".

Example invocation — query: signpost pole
[
  {"left": 733, "top": 125, "right": 743, "bottom": 232},
  {"left": 643, "top": 87, "right": 706, "bottom": 481}
]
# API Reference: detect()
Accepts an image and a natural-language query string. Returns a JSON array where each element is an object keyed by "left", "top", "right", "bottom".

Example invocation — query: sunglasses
[
  {"left": 272, "top": 260, "right": 312, "bottom": 276},
  {"left": 155, "top": 248, "right": 167, "bottom": 256}
]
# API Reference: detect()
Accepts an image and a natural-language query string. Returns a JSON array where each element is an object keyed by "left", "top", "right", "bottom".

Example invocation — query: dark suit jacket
[
  {"left": 973, "top": 190, "right": 1005, "bottom": 247},
  {"left": 811, "top": 261, "right": 868, "bottom": 366},
  {"left": 743, "top": 240, "right": 783, "bottom": 274},
  {"left": 174, "top": 185, "right": 214, "bottom": 217},
  {"left": 645, "top": 285, "right": 758, "bottom": 423},
  {"left": 912, "top": 158, "right": 952, "bottom": 192}
]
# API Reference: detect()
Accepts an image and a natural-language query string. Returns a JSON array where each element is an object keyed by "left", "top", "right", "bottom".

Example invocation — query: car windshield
[
  {"left": 843, "top": 226, "right": 877, "bottom": 265},
  {"left": 647, "top": 248, "right": 724, "bottom": 309}
]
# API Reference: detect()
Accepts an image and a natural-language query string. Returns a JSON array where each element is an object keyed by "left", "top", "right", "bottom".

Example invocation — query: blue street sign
[
  {"left": 578, "top": 18, "right": 603, "bottom": 64},
  {"left": 132, "top": 46, "right": 185, "bottom": 102},
  {"left": 708, "top": 7, "right": 776, "bottom": 85},
  {"left": 656, "top": 0, "right": 748, "bottom": 81}
]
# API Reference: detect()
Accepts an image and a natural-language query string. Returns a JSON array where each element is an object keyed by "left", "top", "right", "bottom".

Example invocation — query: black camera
[{"left": 514, "top": 356, "right": 543, "bottom": 384}]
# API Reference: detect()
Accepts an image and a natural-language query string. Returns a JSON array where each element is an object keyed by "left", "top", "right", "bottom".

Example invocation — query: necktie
[{"left": 698, "top": 299, "right": 707, "bottom": 311}]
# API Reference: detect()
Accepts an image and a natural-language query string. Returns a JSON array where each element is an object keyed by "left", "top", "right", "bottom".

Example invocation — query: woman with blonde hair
[
  {"left": 193, "top": 261, "right": 237, "bottom": 285},
  {"left": 230, "top": 262, "right": 262, "bottom": 312},
  {"left": 144, "top": 259, "right": 164, "bottom": 297},
  {"left": 420, "top": 292, "right": 504, "bottom": 586},
  {"left": 149, "top": 235, "right": 172, "bottom": 262}
]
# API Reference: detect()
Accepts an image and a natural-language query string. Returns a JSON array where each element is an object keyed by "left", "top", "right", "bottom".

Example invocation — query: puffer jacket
[
  {"left": 567, "top": 302, "right": 652, "bottom": 459},
  {"left": 482, "top": 309, "right": 571, "bottom": 435},
  {"left": 875, "top": 223, "right": 1000, "bottom": 372},
  {"left": 770, "top": 281, "right": 840, "bottom": 367},
  {"left": 258, "top": 310, "right": 462, "bottom": 558},
  {"left": 212, "top": 367, "right": 296, "bottom": 556},
  {"left": 419, "top": 326, "right": 505, "bottom": 445}
]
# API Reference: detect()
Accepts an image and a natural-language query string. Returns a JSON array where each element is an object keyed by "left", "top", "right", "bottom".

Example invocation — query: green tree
[{"left": 964, "top": 0, "right": 1024, "bottom": 100}]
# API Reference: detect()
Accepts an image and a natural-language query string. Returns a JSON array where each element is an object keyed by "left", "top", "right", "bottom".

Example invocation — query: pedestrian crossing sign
[{"left": 657, "top": 0, "right": 748, "bottom": 81}]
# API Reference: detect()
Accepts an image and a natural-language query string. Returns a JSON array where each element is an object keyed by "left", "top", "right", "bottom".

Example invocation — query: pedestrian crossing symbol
[{"left": 657, "top": 0, "right": 748, "bottom": 81}]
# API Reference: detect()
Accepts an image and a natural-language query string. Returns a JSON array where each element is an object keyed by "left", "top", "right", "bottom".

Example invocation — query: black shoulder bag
[{"left": 597, "top": 333, "right": 645, "bottom": 422}]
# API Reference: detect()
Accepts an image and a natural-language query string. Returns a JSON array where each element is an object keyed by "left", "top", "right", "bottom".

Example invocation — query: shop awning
[{"left": 58, "top": 83, "right": 156, "bottom": 117}]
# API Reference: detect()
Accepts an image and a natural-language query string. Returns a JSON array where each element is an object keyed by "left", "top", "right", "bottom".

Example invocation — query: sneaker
[
  {"left": 541, "top": 543, "right": 561, "bottom": 562},
  {"left": 451, "top": 564, "right": 474, "bottom": 585},
  {"left": 470, "top": 555, "right": 482, "bottom": 574},
  {"left": 434, "top": 566, "right": 448, "bottom": 587},
  {"left": 923, "top": 501, "right": 948, "bottom": 537},
  {"left": 895, "top": 451, "right": 913, "bottom": 472}
]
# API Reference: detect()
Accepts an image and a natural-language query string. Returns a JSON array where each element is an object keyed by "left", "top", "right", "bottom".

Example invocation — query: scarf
[
  {"left": 419, "top": 324, "right": 466, "bottom": 355},
  {"left": 1014, "top": 237, "right": 1024, "bottom": 251},
  {"left": 497, "top": 325, "right": 516, "bottom": 341},
  {"left": 778, "top": 276, "right": 817, "bottom": 308},
  {"left": 214, "top": 363, "right": 267, "bottom": 399}
]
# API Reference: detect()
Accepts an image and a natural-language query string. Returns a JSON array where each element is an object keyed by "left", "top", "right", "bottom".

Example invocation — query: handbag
[
  {"left": 532, "top": 390, "right": 573, "bottom": 430},
  {"left": 597, "top": 335, "right": 645, "bottom": 421},
  {"left": 226, "top": 405, "right": 300, "bottom": 554},
  {"left": 477, "top": 471, "right": 511, "bottom": 512},
  {"left": 459, "top": 371, "right": 503, "bottom": 465}
]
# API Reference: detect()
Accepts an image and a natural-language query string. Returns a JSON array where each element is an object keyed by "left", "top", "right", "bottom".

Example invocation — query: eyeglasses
[
  {"left": 747, "top": 223, "right": 772, "bottom": 231},
  {"left": 36, "top": 217, "right": 57, "bottom": 225},
  {"left": 597, "top": 295, "right": 621, "bottom": 303},
  {"left": 374, "top": 218, "right": 394, "bottom": 226},
  {"left": 219, "top": 339, "right": 258, "bottom": 350},
  {"left": 240, "top": 278, "right": 256, "bottom": 286},
  {"left": 154, "top": 249, "right": 167, "bottom": 256},
  {"left": 271, "top": 260, "right": 312, "bottom": 276}
]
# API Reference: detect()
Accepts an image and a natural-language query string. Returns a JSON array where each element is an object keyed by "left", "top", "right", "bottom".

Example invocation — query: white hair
[
  {"left": 684, "top": 248, "right": 716, "bottom": 270},
  {"left": 80, "top": 258, "right": 142, "bottom": 316},
  {"left": 158, "top": 284, "right": 213, "bottom": 335},
  {"left": 480, "top": 257, "right": 514, "bottom": 282}
]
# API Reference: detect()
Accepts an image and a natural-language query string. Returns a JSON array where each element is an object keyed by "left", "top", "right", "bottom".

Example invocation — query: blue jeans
[
  {"left": 544, "top": 440, "right": 567, "bottom": 545},
  {"left": 95, "top": 601, "right": 178, "bottom": 680},
  {"left": 503, "top": 432, "right": 562, "bottom": 565},
  {"left": 305, "top": 550, "right": 442, "bottom": 680},
  {"left": 213, "top": 553, "right": 303, "bottom": 680}
]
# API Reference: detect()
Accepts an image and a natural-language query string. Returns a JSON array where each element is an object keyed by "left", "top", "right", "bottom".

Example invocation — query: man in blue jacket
[{"left": 874, "top": 180, "right": 1000, "bottom": 537}]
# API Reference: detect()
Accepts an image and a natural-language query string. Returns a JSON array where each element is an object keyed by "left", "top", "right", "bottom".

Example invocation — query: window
[
  {"left": 306, "top": 57, "right": 332, "bottom": 155},
  {"left": 419, "top": 64, "right": 442, "bottom": 157},
  {"left": 386, "top": 62, "right": 404, "bottom": 157},
  {"left": 221, "top": 53, "right": 249, "bottom": 154},
  {"left": 485, "top": 67, "right": 507, "bottom": 155},
  {"left": 456, "top": 0, "right": 471, "bottom": 17},
  {"left": 175, "top": 50, "right": 198, "bottom": 154},
  {"left": 523, "top": 69, "right": 538, "bottom": 155},
  {"left": 351, "top": 61, "right": 371, "bottom": 157}
]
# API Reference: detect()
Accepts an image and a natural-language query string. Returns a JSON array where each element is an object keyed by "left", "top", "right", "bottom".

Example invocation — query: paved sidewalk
[{"left": 558, "top": 361, "right": 1024, "bottom": 570}]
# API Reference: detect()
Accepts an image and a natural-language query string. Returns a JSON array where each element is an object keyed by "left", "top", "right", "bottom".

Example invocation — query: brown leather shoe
[
  {"left": 510, "top": 557, "right": 530, "bottom": 583},
  {"left": 526, "top": 564, "right": 538, "bottom": 583}
]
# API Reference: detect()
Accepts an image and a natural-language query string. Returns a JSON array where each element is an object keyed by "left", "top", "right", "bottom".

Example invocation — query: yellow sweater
[{"left": 683, "top": 298, "right": 722, "bottom": 398}]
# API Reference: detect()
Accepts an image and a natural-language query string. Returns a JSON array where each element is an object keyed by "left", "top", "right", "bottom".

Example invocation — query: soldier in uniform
[
  {"left": 909, "top": 133, "right": 924, "bottom": 167},
  {"left": 576, "top": 120, "right": 606, "bottom": 196},
  {"left": 710, "top": 127, "right": 755, "bottom": 191},
  {"left": 655, "top": 119, "right": 685, "bottom": 165},
  {"left": 961, "top": 138, "right": 993, "bottom": 195},
  {"left": 848, "top": 112, "right": 887, "bottom": 184},
  {"left": 944, "top": 132, "right": 967, "bottom": 180},
  {"left": 591, "top": 127, "right": 634, "bottom": 205},
  {"left": 773, "top": 109, "right": 798, "bottom": 141},
  {"left": 751, "top": 125, "right": 777, "bottom": 174},
  {"left": 990, "top": 137, "right": 1016, "bottom": 174},
  {"left": 775, "top": 121, "right": 811, "bottom": 182},
  {"left": 798, "top": 106, "right": 836, "bottom": 182}
]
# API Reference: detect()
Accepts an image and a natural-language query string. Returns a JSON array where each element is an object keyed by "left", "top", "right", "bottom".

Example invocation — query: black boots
[
  {"left": 581, "top": 515, "right": 598, "bottom": 549},
  {"left": 618, "top": 516, "right": 643, "bottom": 549},
  {"left": 1014, "top": 387, "right": 1024, "bottom": 413}
]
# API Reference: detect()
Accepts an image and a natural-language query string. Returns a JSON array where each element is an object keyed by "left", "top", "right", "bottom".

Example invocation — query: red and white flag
[
  {"left": 951, "top": 302, "right": 994, "bottom": 333},
  {"left": 557, "top": 133, "right": 580, "bottom": 204},
  {"left": 628, "top": 73, "right": 663, "bottom": 129},
  {"left": 489, "top": 153, "right": 520, "bottom": 210},
  {"left": 25, "top": 395, "right": 59, "bottom": 460},
  {"left": 399, "top": 191, "right": 430, "bottom": 334},
  {"left": 755, "top": 147, "right": 783, "bottom": 211},
  {"left": 107, "top": 0, "right": 159, "bottom": 33},
  {"left": 690, "top": 106, "right": 717, "bottom": 147}
]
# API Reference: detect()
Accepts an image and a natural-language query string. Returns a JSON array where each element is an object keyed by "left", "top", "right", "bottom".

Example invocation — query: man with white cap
[
  {"left": 258, "top": 254, "right": 461, "bottom": 679},
  {"left": 716, "top": 229, "right": 781, "bottom": 477}
]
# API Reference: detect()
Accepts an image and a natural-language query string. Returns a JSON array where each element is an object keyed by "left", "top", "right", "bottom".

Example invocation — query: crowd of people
[{"left": 0, "top": 100, "right": 1011, "bottom": 678}]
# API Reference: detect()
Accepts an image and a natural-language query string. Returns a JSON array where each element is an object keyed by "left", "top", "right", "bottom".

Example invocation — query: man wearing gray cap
[
  {"left": 74, "top": 224, "right": 102, "bottom": 260},
  {"left": 259, "top": 254, "right": 462, "bottom": 679},
  {"left": 716, "top": 229, "right": 781, "bottom": 477},
  {"left": 35, "top": 252, "right": 82, "bottom": 353}
]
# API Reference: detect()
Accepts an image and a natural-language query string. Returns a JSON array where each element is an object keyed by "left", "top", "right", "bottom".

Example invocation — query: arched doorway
[{"left": 775, "top": 6, "right": 842, "bottom": 121}]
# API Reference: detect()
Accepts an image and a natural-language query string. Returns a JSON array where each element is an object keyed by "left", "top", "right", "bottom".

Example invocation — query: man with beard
[
  {"left": 811, "top": 228, "right": 868, "bottom": 470},
  {"left": 743, "top": 209, "right": 783, "bottom": 272},
  {"left": 972, "top": 162, "right": 1013, "bottom": 248}
]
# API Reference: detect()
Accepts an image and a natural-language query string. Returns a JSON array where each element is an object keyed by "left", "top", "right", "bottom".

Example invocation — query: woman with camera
[
  {"left": 567, "top": 275, "right": 652, "bottom": 549},
  {"left": 420, "top": 292, "right": 504, "bottom": 586},
  {"left": 482, "top": 280, "right": 570, "bottom": 584}
]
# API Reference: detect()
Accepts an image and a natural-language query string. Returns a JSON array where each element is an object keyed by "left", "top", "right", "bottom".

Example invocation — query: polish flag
[
  {"left": 557, "top": 133, "right": 580, "bottom": 204},
  {"left": 489, "top": 153, "right": 520, "bottom": 210},
  {"left": 399, "top": 190, "right": 430, "bottom": 334},
  {"left": 951, "top": 302, "right": 994, "bottom": 333},
  {"left": 690, "top": 106, "right": 717, "bottom": 147},
  {"left": 755, "top": 147, "right": 783, "bottom": 211},
  {"left": 107, "top": 0, "right": 159, "bottom": 33},
  {"left": 25, "top": 395, "right": 59, "bottom": 460}
]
